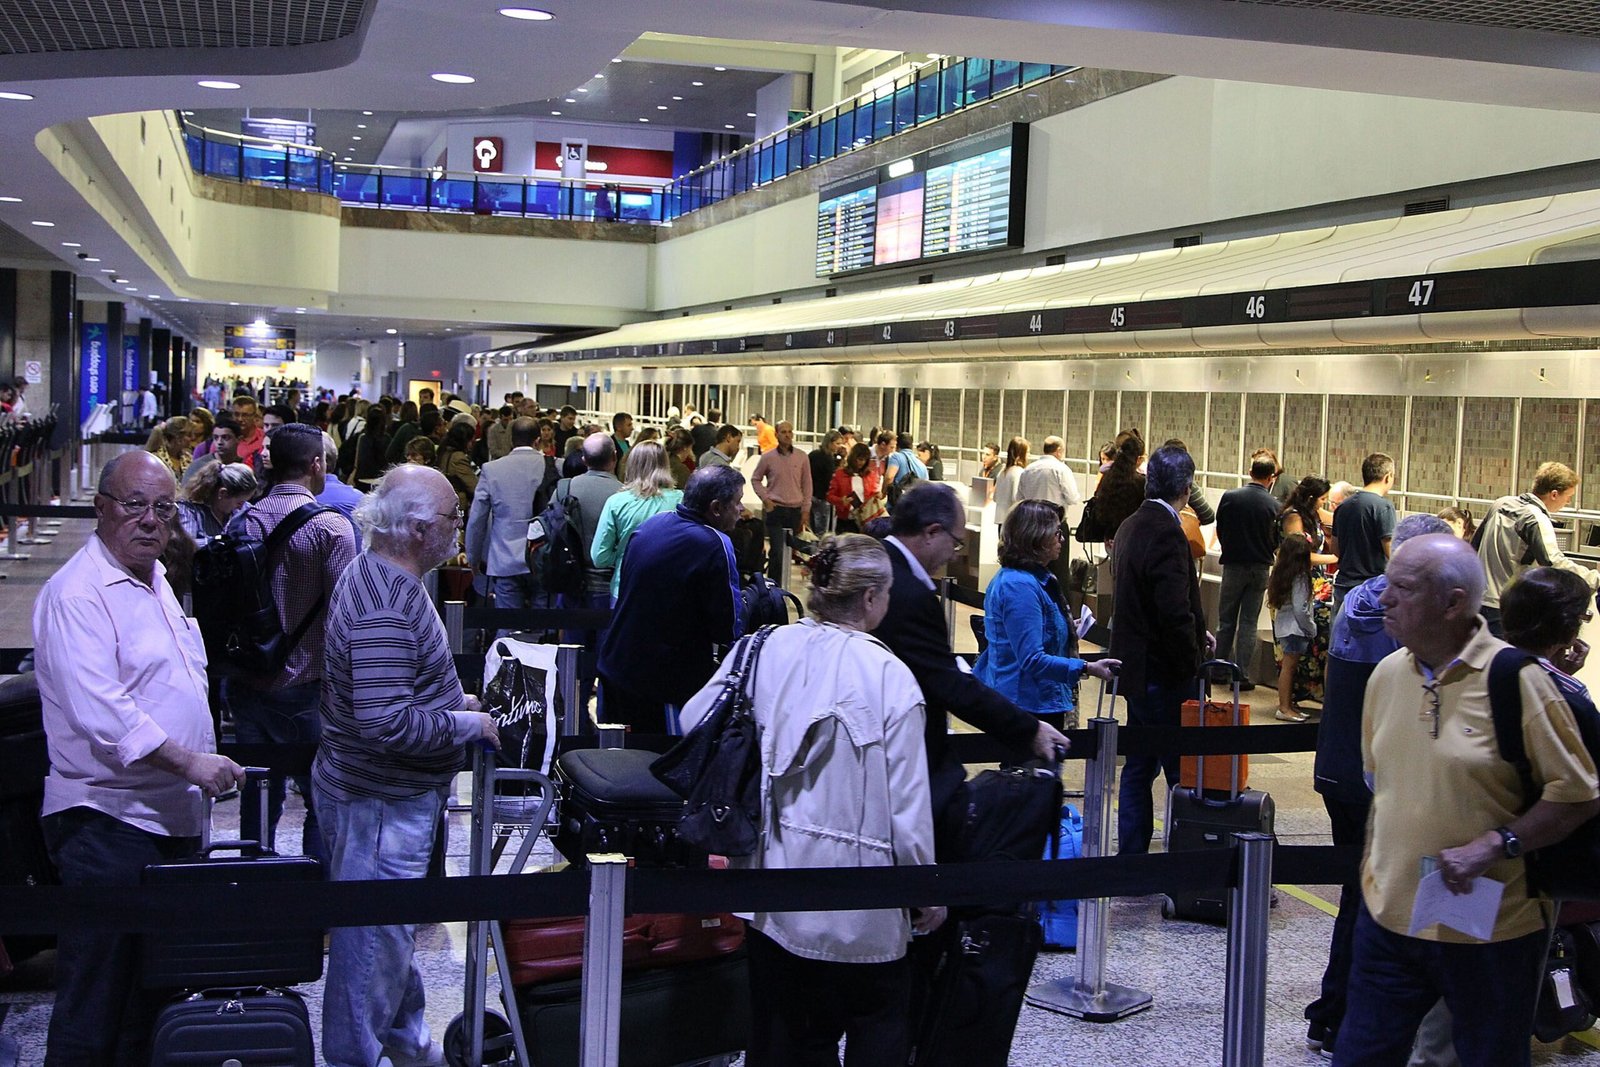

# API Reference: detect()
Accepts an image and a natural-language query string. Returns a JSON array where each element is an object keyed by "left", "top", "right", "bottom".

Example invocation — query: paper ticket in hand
[{"left": 1407, "top": 870, "right": 1504, "bottom": 941}]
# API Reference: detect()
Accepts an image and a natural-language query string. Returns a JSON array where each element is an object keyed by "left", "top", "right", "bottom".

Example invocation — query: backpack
[
  {"left": 526, "top": 481, "right": 587, "bottom": 598},
  {"left": 740, "top": 574, "right": 802, "bottom": 631},
  {"left": 191, "top": 502, "right": 335, "bottom": 674},
  {"left": 1488, "top": 648, "right": 1600, "bottom": 900}
]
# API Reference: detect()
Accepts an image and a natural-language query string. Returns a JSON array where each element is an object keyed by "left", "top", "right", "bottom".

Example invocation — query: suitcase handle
[
  {"left": 201, "top": 766, "right": 273, "bottom": 854},
  {"left": 1093, "top": 662, "right": 1120, "bottom": 719},
  {"left": 1192, "top": 664, "right": 1244, "bottom": 798}
]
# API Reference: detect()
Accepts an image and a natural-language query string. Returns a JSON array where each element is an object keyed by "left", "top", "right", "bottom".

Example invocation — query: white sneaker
[{"left": 383, "top": 1041, "right": 446, "bottom": 1067}]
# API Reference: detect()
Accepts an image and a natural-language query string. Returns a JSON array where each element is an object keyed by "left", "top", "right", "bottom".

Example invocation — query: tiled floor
[{"left": 4, "top": 511, "right": 1600, "bottom": 1065}]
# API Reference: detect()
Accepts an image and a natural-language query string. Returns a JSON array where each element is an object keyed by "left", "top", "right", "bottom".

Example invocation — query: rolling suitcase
[
  {"left": 553, "top": 748, "right": 701, "bottom": 866},
  {"left": 0, "top": 673, "right": 56, "bottom": 963},
  {"left": 1180, "top": 662, "right": 1252, "bottom": 795},
  {"left": 908, "top": 910, "right": 1044, "bottom": 1067},
  {"left": 1162, "top": 660, "right": 1275, "bottom": 925},
  {"left": 143, "top": 770, "right": 320, "bottom": 1066}
]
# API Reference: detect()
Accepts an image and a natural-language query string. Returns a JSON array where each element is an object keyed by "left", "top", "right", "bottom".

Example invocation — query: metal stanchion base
[{"left": 1026, "top": 978, "right": 1154, "bottom": 1022}]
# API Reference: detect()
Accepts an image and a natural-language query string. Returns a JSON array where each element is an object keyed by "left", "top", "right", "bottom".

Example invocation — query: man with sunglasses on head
[{"left": 34, "top": 450, "right": 246, "bottom": 1063}]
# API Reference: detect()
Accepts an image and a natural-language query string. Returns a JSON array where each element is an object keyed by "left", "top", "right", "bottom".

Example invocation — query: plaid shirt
[{"left": 229, "top": 483, "right": 358, "bottom": 689}]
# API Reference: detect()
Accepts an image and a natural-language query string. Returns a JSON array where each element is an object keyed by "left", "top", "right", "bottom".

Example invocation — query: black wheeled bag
[
  {"left": 908, "top": 909, "right": 1044, "bottom": 1067},
  {"left": 0, "top": 672, "right": 56, "bottom": 963},
  {"left": 1162, "top": 661, "right": 1276, "bottom": 925},
  {"left": 148, "top": 987, "right": 314, "bottom": 1066},
  {"left": 554, "top": 748, "right": 701, "bottom": 867},
  {"left": 519, "top": 950, "right": 752, "bottom": 1067}
]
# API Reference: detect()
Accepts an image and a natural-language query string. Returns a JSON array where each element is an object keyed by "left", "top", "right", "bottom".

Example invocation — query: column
[
  {"left": 151, "top": 327, "right": 171, "bottom": 416},
  {"left": 48, "top": 271, "right": 75, "bottom": 447}
]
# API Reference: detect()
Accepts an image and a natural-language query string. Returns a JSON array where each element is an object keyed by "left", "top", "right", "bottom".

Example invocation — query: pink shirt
[
  {"left": 34, "top": 535, "right": 214, "bottom": 836},
  {"left": 751, "top": 445, "right": 812, "bottom": 510}
]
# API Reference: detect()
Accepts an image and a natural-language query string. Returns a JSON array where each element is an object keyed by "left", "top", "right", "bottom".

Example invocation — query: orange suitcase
[{"left": 1179, "top": 661, "right": 1250, "bottom": 795}]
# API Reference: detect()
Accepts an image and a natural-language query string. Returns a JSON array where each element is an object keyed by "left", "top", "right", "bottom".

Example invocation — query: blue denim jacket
[{"left": 974, "top": 564, "right": 1086, "bottom": 715}]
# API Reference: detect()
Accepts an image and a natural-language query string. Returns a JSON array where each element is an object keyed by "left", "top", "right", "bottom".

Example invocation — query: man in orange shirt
[{"left": 751, "top": 414, "right": 777, "bottom": 454}]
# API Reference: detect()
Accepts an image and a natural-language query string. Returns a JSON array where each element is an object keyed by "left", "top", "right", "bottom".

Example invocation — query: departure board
[
  {"left": 815, "top": 124, "right": 1028, "bottom": 277},
  {"left": 815, "top": 183, "right": 877, "bottom": 274}
]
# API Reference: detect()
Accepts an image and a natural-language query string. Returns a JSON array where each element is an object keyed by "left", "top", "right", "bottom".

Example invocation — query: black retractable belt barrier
[
  {"left": 1273, "top": 844, "right": 1361, "bottom": 886},
  {"left": 0, "top": 504, "right": 95, "bottom": 518},
  {"left": 0, "top": 848, "right": 1241, "bottom": 938},
  {"left": 944, "top": 581, "right": 987, "bottom": 610},
  {"left": 218, "top": 743, "right": 318, "bottom": 775},
  {"left": 461, "top": 606, "right": 613, "bottom": 633},
  {"left": 1118, "top": 722, "right": 1320, "bottom": 757}
]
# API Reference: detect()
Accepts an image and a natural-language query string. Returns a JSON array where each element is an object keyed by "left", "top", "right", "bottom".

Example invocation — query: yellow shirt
[{"left": 1361, "top": 620, "right": 1598, "bottom": 942}]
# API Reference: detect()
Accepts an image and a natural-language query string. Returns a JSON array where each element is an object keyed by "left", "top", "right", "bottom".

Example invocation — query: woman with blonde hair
[
  {"left": 591, "top": 440, "right": 683, "bottom": 601},
  {"left": 678, "top": 533, "right": 941, "bottom": 1063},
  {"left": 146, "top": 415, "right": 194, "bottom": 479},
  {"left": 177, "top": 460, "right": 258, "bottom": 547}
]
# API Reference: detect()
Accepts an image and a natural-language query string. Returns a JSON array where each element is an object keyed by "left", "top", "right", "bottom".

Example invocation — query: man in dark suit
[
  {"left": 1110, "top": 444, "right": 1214, "bottom": 854},
  {"left": 871, "top": 483, "right": 1069, "bottom": 849}
]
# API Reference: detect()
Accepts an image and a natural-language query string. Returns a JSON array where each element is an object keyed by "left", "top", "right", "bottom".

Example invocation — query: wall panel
[
  {"left": 1518, "top": 398, "right": 1581, "bottom": 493},
  {"left": 1280, "top": 395, "right": 1324, "bottom": 485},
  {"left": 1206, "top": 394, "right": 1242, "bottom": 492},
  {"left": 929, "top": 388, "right": 962, "bottom": 451},
  {"left": 1244, "top": 393, "right": 1280, "bottom": 465},
  {"left": 1091, "top": 392, "right": 1119, "bottom": 457},
  {"left": 1406, "top": 396, "right": 1458, "bottom": 500},
  {"left": 1459, "top": 397, "right": 1517, "bottom": 502},
  {"left": 1024, "top": 389, "right": 1065, "bottom": 449}
]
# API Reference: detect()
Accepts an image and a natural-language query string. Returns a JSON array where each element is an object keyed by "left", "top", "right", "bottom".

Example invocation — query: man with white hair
[
  {"left": 315, "top": 464, "right": 500, "bottom": 1067},
  {"left": 1334, "top": 534, "right": 1599, "bottom": 1067}
]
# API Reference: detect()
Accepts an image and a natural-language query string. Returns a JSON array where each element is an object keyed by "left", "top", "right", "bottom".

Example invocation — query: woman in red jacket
[{"left": 827, "top": 443, "right": 884, "bottom": 533}]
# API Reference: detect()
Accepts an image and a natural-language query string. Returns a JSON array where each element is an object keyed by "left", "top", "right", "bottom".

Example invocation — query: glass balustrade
[{"left": 175, "top": 56, "right": 1073, "bottom": 225}]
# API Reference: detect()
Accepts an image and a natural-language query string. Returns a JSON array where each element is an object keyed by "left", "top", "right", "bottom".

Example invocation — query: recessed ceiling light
[
  {"left": 656, "top": 105, "right": 668, "bottom": 110},
  {"left": 356, "top": 123, "right": 367, "bottom": 129},
  {"left": 84, "top": 257, "right": 100, "bottom": 262},
  {"left": 101, "top": 268, "right": 115, "bottom": 273},
  {"left": 724, "top": 124, "right": 735, "bottom": 129},
  {"left": 295, "top": 307, "right": 306, "bottom": 312},
  {"left": 747, "top": 112, "right": 757, "bottom": 117},
  {"left": 385, "top": 328, "right": 398, "bottom": 335},
  {"left": 362, "top": 110, "right": 374, "bottom": 116},
  {"left": 0, "top": 91, "right": 35, "bottom": 101},
  {"left": 430, "top": 73, "right": 476, "bottom": 84},
  {"left": 351, "top": 136, "right": 362, "bottom": 141},
  {"left": 691, "top": 81, "right": 704, "bottom": 87},
  {"left": 0, "top": 196, "right": 19, "bottom": 203},
  {"left": 713, "top": 66, "right": 727, "bottom": 72},
  {"left": 638, "top": 118, "right": 649, "bottom": 123},
  {"left": 149, "top": 294, "right": 161, "bottom": 300},
  {"left": 672, "top": 96, "right": 683, "bottom": 101},
  {"left": 229, "top": 301, "right": 240, "bottom": 306},
  {"left": 611, "top": 58, "right": 622, "bottom": 63},
  {"left": 550, "top": 111, "right": 561, "bottom": 115},
  {"left": 594, "top": 73, "right": 605, "bottom": 79},
  {"left": 564, "top": 98, "right": 576, "bottom": 103},
  {"left": 125, "top": 287, "right": 137, "bottom": 291},
  {"left": 197, "top": 80, "right": 241, "bottom": 90},
  {"left": 61, "top": 241, "right": 80, "bottom": 247},
  {"left": 29, "top": 220, "right": 53, "bottom": 227},
  {"left": 499, "top": 6, "right": 554, "bottom": 19},
  {"left": 576, "top": 87, "right": 588, "bottom": 93}
]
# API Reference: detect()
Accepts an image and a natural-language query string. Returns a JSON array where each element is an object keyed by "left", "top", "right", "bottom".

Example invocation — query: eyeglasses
[
  {"left": 98, "top": 493, "right": 178, "bottom": 523},
  {"left": 1057, "top": 523, "right": 1071, "bottom": 540},
  {"left": 437, "top": 504, "right": 465, "bottom": 525},
  {"left": 1420, "top": 678, "right": 1442, "bottom": 740},
  {"left": 938, "top": 526, "right": 965, "bottom": 552}
]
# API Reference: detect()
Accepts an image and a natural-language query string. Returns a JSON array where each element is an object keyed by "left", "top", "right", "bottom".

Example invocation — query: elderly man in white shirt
[
  {"left": 1016, "top": 435, "right": 1083, "bottom": 509},
  {"left": 34, "top": 449, "right": 243, "bottom": 1064}
]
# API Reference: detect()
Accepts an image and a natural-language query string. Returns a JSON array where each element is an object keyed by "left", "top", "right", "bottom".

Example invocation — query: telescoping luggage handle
[
  {"left": 199, "top": 766, "right": 273, "bottom": 855},
  {"left": 1093, "top": 661, "right": 1120, "bottom": 718},
  {"left": 1196, "top": 660, "right": 1245, "bottom": 801}
]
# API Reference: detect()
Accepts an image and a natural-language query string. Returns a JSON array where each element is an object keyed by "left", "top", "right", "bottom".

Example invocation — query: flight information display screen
[{"left": 814, "top": 124, "right": 1027, "bottom": 277}]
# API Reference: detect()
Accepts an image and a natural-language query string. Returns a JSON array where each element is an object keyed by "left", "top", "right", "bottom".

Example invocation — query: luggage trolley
[{"left": 443, "top": 744, "right": 557, "bottom": 1067}]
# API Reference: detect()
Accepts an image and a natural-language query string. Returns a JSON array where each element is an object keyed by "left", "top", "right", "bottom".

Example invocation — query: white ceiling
[{"left": 4, "top": 0, "right": 1600, "bottom": 346}]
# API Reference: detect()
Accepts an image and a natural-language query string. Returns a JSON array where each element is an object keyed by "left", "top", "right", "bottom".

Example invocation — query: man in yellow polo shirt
[{"left": 1333, "top": 534, "right": 1599, "bottom": 1067}]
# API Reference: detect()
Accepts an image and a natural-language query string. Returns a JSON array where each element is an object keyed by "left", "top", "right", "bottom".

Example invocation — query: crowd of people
[{"left": 30, "top": 390, "right": 1600, "bottom": 1066}]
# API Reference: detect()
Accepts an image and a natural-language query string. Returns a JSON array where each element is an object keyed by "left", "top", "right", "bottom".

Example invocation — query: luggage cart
[{"left": 443, "top": 745, "right": 557, "bottom": 1067}]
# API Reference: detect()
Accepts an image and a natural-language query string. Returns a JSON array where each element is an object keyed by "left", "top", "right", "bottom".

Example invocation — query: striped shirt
[{"left": 314, "top": 552, "right": 477, "bottom": 801}]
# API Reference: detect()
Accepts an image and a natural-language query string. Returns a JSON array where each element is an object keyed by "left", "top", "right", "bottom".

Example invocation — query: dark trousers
[
  {"left": 1305, "top": 792, "right": 1372, "bottom": 1036},
  {"left": 42, "top": 806, "right": 199, "bottom": 1066},
  {"left": 222, "top": 677, "right": 325, "bottom": 866},
  {"left": 1116, "top": 680, "right": 1186, "bottom": 854},
  {"left": 1332, "top": 905, "right": 1545, "bottom": 1067},
  {"left": 597, "top": 671, "right": 673, "bottom": 734},
  {"left": 1481, "top": 605, "right": 1505, "bottom": 639},
  {"left": 764, "top": 505, "right": 803, "bottom": 582},
  {"left": 1215, "top": 563, "right": 1270, "bottom": 677},
  {"left": 560, "top": 589, "right": 613, "bottom": 722},
  {"left": 745, "top": 927, "right": 913, "bottom": 1067}
]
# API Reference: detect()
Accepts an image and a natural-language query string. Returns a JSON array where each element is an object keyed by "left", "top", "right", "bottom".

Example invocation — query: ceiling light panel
[{"left": 0, "top": 0, "right": 370, "bottom": 52}]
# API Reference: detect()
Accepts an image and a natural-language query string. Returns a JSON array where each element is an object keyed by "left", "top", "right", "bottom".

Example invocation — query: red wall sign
[
  {"left": 536, "top": 141, "right": 673, "bottom": 179},
  {"left": 471, "top": 136, "right": 505, "bottom": 173}
]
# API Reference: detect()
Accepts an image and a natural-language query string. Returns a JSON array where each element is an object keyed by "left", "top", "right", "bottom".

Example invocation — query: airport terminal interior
[{"left": 7, "top": 0, "right": 1600, "bottom": 1064}]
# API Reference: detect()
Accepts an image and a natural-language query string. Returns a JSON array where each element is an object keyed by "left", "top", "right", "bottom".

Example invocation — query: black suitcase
[
  {"left": 908, "top": 909, "right": 1043, "bottom": 1067},
  {"left": 519, "top": 950, "right": 751, "bottom": 1067},
  {"left": 1162, "top": 661, "right": 1275, "bottom": 924},
  {"left": 148, "top": 987, "right": 313, "bottom": 1066},
  {"left": 553, "top": 748, "right": 700, "bottom": 867},
  {"left": 141, "top": 772, "right": 325, "bottom": 989},
  {"left": 0, "top": 672, "right": 56, "bottom": 963}
]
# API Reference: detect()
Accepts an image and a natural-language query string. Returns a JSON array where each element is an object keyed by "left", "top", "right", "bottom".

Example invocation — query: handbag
[
  {"left": 851, "top": 492, "right": 888, "bottom": 526},
  {"left": 1074, "top": 498, "right": 1105, "bottom": 544},
  {"left": 650, "top": 626, "right": 777, "bottom": 857}
]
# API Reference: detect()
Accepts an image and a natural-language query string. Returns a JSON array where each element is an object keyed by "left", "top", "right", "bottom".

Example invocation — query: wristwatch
[{"left": 1495, "top": 825, "right": 1523, "bottom": 859}]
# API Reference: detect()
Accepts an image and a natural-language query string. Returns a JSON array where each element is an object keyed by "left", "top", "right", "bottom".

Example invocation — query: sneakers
[{"left": 1305, "top": 1022, "right": 1338, "bottom": 1058}]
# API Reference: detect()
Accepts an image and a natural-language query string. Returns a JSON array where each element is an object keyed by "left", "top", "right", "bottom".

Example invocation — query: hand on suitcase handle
[{"left": 1085, "top": 658, "right": 1121, "bottom": 682}]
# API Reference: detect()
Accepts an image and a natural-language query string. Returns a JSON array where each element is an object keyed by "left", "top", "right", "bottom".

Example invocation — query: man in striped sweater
[{"left": 313, "top": 463, "right": 500, "bottom": 1067}]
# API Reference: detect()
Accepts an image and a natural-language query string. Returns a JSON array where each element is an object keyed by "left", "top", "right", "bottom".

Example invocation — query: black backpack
[
  {"left": 191, "top": 503, "right": 334, "bottom": 674},
  {"left": 1488, "top": 647, "right": 1600, "bottom": 901},
  {"left": 527, "top": 482, "right": 586, "bottom": 598},
  {"left": 739, "top": 574, "right": 802, "bottom": 631}
]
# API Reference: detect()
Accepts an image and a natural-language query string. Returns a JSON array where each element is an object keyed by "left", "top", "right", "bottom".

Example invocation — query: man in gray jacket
[
  {"left": 560, "top": 433, "right": 625, "bottom": 713},
  {"left": 1476, "top": 460, "right": 1598, "bottom": 636},
  {"left": 466, "top": 417, "right": 555, "bottom": 611}
]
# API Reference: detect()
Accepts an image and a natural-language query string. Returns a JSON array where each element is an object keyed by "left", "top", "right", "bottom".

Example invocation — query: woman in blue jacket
[{"left": 976, "top": 499, "right": 1119, "bottom": 729}]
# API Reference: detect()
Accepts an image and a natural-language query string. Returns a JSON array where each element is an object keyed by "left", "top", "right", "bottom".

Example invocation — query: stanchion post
[
  {"left": 579, "top": 854, "right": 628, "bottom": 1067},
  {"left": 1223, "top": 833, "right": 1274, "bottom": 1067},
  {"left": 444, "top": 600, "right": 466, "bottom": 655},
  {"left": 464, "top": 744, "right": 493, "bottom": 1066},
  {"left": 940, "top": 577, "right": 956, "bottom": 648},
  {"left": 777, "top": 532, "right": 791, "bottom": 591},
  {"left": 423, "top": 567, "right": 440, "bottom": 608},
  {"left": 1026, "top": 714, "right": 1154, "bottom": 1021},
  {"left": 557, "top": 644, "right": 583, "bottom": 735}
]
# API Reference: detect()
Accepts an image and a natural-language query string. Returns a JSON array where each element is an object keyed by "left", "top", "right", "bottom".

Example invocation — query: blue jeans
[
  {"left": 314, "top": 781, "right": 448, "bottom": 1067},
  {"left": 1332, "top": 905, "right": 1545, "bottom": 1067},
  {"left": 223, "top": 677, "right": 325, "bottom": 866},
  {"left": 1215, "top": 563, "right": 1269, "bottom": 677},
  {"left": 1116, "top": 680, "right": 1186, "bottom": 855},
  {"left": 491, "top": 573, "right": 535, "bottom": 610},
  {"left": 42, "top": 806, "right": 199, "bottom": 1066},
  {"left": 560, "top": 589, "right": 612, "bottom": 722}
]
